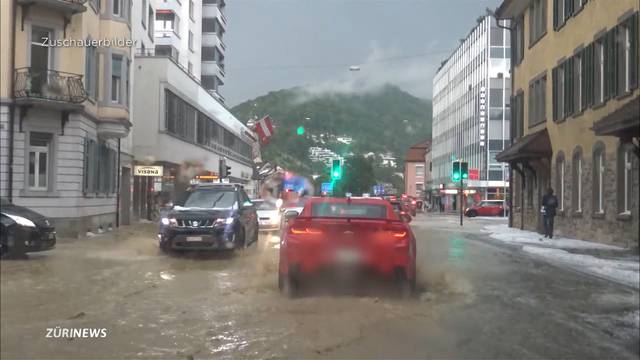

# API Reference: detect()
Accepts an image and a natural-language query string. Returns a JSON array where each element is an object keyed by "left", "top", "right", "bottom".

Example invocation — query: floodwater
[{"left": 1, "top": 216, "right": 638, "bottom": 359}]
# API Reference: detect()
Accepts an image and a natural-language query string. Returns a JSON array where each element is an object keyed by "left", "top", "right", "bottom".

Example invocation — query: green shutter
[
  {"left": 630, "top": 13, "right": 638, "bottom": 90},
  {"left": 553, "top": 0, "right": 559, "bottom": 29},
  {"left": 552, "top": 67, "right": 558, "bottom": 120}
]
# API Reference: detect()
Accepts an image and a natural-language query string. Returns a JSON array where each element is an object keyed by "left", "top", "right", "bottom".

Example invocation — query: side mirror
[{"left": 284, "top": 210, "right": 299, "bottom": 221}]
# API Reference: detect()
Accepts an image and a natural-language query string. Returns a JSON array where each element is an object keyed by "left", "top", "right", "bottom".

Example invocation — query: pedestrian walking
[{"left": 541, "top": 188, "right": 558, "bottom": 239}]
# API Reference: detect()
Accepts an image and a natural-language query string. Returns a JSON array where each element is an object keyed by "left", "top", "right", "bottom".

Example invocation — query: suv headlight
[
  {"left": 161, "top": 218, "right": 177, "bottom": 226},
  {"left": 5, "top": 214, "right": 36, "bottom": 228},
  {"left": 215, "top": 217, "right": 234, "bottom": 225}
]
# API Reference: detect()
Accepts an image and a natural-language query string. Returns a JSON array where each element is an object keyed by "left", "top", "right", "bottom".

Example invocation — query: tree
[{"left": 334, "top": 155, "right": 376, "bottom": 196}]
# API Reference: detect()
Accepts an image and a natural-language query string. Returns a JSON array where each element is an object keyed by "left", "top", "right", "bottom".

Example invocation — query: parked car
[
  {"left": 0, "top": 198, "right": 56, "bottom": 257},
  {"left": 465, "top": 200, "right": 508, "bottom": 217},
  {"left": 158, "top": 183, "right": 258, "bottom": 252},
  {"left": 278, "top": 198, "right": 308, "bottom": 232},
  {"left": 252, "top": 199, "right": 281, "bottom": 232},
  {"left": 278, "top": 197, "right": 416, "bottom": 297}
]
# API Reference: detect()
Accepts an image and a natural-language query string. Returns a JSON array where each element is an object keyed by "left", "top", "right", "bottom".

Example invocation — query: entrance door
[
  {"left": 120, "top": 167, "right": 131, "bottom": 225},
  {"left": 30, "top": 27, "right": 51, "bottom": 97}
]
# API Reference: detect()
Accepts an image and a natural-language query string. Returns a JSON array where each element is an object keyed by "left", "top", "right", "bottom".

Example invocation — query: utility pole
[{"left": 460, "top": 174, "right": 464, "bottom": 226}]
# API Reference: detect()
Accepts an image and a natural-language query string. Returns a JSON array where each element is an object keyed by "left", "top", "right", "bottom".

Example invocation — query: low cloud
[{"left": 296, "top": 41, "right": 443, "bottom": 102}]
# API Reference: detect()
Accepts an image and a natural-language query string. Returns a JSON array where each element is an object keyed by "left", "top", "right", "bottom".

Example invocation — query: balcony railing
[{"left": 14, "top": 67, "right": 87, "bottom": 104}]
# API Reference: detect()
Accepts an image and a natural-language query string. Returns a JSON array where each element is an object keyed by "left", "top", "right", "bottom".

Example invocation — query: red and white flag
[{"left": 255, "top": 115, "right": 274, "bottom": 144}]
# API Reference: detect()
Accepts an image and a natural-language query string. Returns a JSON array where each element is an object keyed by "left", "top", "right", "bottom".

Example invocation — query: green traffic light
[
  {"left": 296, "top": 126, "right": 305, "bottom": 135},
  {"left": 453, "top": 173, "right": 461, "bottom": 181},
  {"left": 333, "top": 171, "right": 340, "bottom": 178}
]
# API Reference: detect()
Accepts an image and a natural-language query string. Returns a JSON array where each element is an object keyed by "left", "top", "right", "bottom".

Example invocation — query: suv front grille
[{"left": 176, "top": 219, "right": 215, "bottom": 228}]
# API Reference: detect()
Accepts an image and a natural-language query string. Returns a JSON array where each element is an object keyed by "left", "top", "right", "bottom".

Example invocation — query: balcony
[
  {"left": 155, "top": 30, "right": 181, "bottom": 49},
  {"left": 202, "top": 4, "right": 227, "bottom": 29},
  {"left": 14, "top": 67, "right": 87, "bottom": 110},
  {"left": 17, "top": 0, "right": 87, "bottom": 16},
  {"left": 201, "top": 33, "right": 226, "bottom": 53},
  {"left": 201, "top": 61, "right": 225, "bottom": 79}
]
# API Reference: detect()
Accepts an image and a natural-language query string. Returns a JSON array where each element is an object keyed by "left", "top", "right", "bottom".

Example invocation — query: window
[
  {"left": 618, "top": 13, "right": 639, "bottom": 94},
  {"left": 89, "top": 0, "right": 100, "bottom": 12},
  {"left": 189, "top": 0, "right": 195, "bottom": 20},
  {"left": 581, "top": 44, "right": 594, "bottom": 109},
  {"left": 188, "top": 62, "right": 193, "bottom": 74},
  {"left": 528, "top": 74, "right": 546, "bottom": 126},
  {"left": 572, "top": 149, "right": 583, "bottom": 212},
  {"left": 188, "top": 31, "right": 194, "bottom": 51},
  {"left": 202, "top": 18, "right": 216, "bottom": 33},
  {"left": 594, "top": 37, "right": 605, "bottom": 105},
  {"left": 564, "top": 58, "right": 574, "bottom": 116},
  {"left": 85, "top": 43, "right": 97, "bottom": 99},
  {"left": 512, "top": 16, "right": 525, "bottom": 65},
  {"left": 201, "top": 46, "right": 215, "bottom": 61},
  {"left": 202, "top": 75, "right": 216, "bottom": 90},
  {"left": 113, "top": 0, "right": 121, "bottom": 16},
  {"left": 556, "top": 154, "right": 565, "bottom": 211},
  {"left": 617, "top": 145, "right": 633, "bottom": 214},
  {"left": 415, "top": 165, "right": 425, "bottom": 177},
  {"left": 28, "top": 132, "right": 52, "bottom": 190},
  {"left": 83, "top": 139, "right": 117, "bottom": 194},
  {"left": 529, "top": 0, "right": 547, "bottom": 45},
  {"left": 592, "top": 145, "right": 605, "bottom": 214},
  {"left": 604, "top": 28, "right": 618, "bottom": 100},
  {"left": 111, "top": 55, "right": 122, "bottom": 103},
  {"left": 574, "top": 53, "right": 582, "bottom": 112}
]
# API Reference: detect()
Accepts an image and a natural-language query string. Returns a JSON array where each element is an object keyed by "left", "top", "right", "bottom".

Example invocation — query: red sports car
[{"left": 278, "top": 197, "right": 416, "bottom": 297}]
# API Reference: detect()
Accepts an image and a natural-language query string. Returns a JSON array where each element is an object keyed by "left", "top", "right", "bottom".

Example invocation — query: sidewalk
[{"left": 483, "top": 224, "right": 640, "bottom": 289}]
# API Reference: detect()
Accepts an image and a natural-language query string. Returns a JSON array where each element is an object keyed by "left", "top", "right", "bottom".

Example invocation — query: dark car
[
  {"left": 0, "top": 198, "right": 56, "bottom": 257},
  {"left": 158, "top": 183, "right": 259, "bottom": 252}
]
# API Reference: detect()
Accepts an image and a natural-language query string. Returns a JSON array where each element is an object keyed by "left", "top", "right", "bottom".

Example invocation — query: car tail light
[
  {"left": 411, "top": 200, "right": 416, "bottom": 205},
  {"left": 290, "top": 227, "right": 323, "bottom": 235},
  {"left": 391, "top": 230, "right": 407, "bottom": 238}
]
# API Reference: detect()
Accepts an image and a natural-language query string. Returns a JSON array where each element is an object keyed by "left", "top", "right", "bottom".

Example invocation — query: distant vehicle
[
  {"left": 465, "top": 200, "right": 508, "bottom": 217},
  {"left": 389, "top": 200, "right": 412, "bottom": 223},
  {"left": 158, "top": 183, "right": 258, "bottom": 252},
  {"left": 278, "top": 198, "right": 308, "bottom": 232},
  {"left": 0, "top": 198, "right": 56, "bottom": 257},
  {"left": 252, "top": 199, "right": 281, "bottom": 232},
  {"left": 278, "top": 197, "right": 416, "bottom": 297},
  {"left": 402, "top": 196, "right": 417, "bottom": 217}
]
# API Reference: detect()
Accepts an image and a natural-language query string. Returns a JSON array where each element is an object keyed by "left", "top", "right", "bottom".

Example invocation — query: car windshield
[
  {"left": 183, "top": 190, "right": 236, "bottom": 209},
  {"left": 253, "top": 200, "right": 277, "bottom": 210},
  {"left": 311, "top": 203, "right": 387, "bottom": 219}
]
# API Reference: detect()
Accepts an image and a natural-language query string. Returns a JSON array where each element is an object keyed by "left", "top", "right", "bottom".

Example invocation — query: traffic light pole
[{"left": 459, "top": 176, "right": 463, "bottom": 226}]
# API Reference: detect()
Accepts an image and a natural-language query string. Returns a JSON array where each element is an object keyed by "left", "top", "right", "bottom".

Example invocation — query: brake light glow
[
  {"left": 411, "top": 200, "right": 416, "bottom": 205},
  {"left": 290, "top": 227, "right": 323, "bottom": 235},
  {"left": 392, "top": 231, "right": 407, "bottom": 238}
]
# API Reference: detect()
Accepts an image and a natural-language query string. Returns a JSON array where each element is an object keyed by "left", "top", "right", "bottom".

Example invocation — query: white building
[
  {"left": 150, "top": 0, "right": 226, "bottom": 101},
  {"left": 432, "top": 15, "right": 511, "bottom": 211}
]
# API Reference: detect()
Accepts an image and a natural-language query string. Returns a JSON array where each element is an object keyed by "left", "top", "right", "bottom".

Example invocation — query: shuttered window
[{"left": 83, "top": 139, "right": 117, "bottom": 195}]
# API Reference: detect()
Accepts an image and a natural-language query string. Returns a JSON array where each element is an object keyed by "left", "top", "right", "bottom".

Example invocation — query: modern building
[
  {"left": 432, "top": 15, "right": 512, "bottom": 212},
  {"left": 495, "top": 0, "right": 638, "bottom": 247},
  {"left": 150, "top": 0, "right": 226, "bottom": 100},
  {"left": 404, "top": 140, "right": 431, "bottom": 198},
  {"left": 0, "top": 0, "right": 133, "bottom": 236},
  {"left": 131, "top": 53, "right": 256, "bottom": 219},
  {"left": 424, "top": 146, "right": 433, "bottom": 206}
]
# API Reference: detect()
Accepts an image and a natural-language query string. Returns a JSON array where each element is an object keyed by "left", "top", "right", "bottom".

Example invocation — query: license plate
[
  {"left": 185, "top": 236, "right": 202, "bottom": 242},
  {"left": 335, "top": 248, "right": 361, "bottom": 264}
]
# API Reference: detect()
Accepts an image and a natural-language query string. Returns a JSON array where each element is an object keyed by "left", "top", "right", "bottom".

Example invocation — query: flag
[{"left": 255, "top": 116, "right": 274, "bottom": 144}]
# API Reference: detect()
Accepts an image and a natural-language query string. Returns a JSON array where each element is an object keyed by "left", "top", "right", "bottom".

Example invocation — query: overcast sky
[{"left": 223, "top": 0, "right": 501, "bottom": 106}]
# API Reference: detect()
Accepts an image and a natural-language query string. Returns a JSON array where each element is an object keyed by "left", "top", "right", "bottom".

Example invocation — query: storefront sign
[
  {"left": 134, "top": 165, "right": 163, "bottom": 177},
  {"left": 479, "top": 86, "right": 486, "bottom": 148}
]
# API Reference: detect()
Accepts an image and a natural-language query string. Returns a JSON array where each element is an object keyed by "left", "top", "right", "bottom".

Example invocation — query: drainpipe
[
  {"left": 115, "top": 138, "right": 121, "bottom": 227},
  {"left": 7, "top": 0, "right": 17, "bottom": 203}
]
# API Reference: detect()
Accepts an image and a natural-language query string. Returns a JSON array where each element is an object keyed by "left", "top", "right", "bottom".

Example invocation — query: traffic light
[
  {"left": 331, "top": 159, "right": 342, "bottom": 180},
  {"left": 461, "top": 161, "right": 468, "bottom": 180},
  {"left": 296, "top": 126, "right": 305, "bottom": 136},
  {"left": 226, "top": 165, "right": 232, "bottom": 177},
  {"left": 219, "top": 158, "right": 231, "bottom": 178},
  {"left": 452, "top": 161, "right": 461, "bottom": 181}
]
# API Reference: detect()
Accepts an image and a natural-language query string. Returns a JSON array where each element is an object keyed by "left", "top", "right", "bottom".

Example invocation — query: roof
[
  {"left": 410, "top": 139, "right": 432, "bottom": 149},
  {"left": 405, "top": 147, "right": 427, "bottom": 162},
  {"left": 592, "top": 96, "right": 639, "bottom": 140},
  {"left": 495, "top": 0, "right": 529, "bottom": 19},
  {"left": 495, "top": 128, "right": 552, "bottom": 163},
  {"left": 308, "top": 197, "right": 389, "bottom": 205}
]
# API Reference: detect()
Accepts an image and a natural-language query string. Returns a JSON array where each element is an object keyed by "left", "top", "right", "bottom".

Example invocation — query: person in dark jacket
[{"left": 542, "top": 188, "right": 559, "bottom": 239}]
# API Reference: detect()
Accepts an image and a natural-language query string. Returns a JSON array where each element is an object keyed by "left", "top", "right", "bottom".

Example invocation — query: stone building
[{"left": 495, "top": 0, "right": 639, "bottom": 248}]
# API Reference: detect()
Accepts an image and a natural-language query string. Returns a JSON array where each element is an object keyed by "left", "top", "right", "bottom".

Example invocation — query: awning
[
  {"left": 496, "top": 128, "right": 552, "bottom": 163},
  {"left": 592, "top": 96, "right": 639, "bottom": 140}
]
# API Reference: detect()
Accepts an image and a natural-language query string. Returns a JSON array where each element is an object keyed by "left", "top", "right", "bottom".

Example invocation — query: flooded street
[{"left": 1, "top": 215, "right": 638, "bottom": 359}]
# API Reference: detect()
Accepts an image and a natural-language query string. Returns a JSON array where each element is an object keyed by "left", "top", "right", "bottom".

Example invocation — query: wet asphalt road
[{"left": 1, "top": 214, "right": 638, "bottom": 360}]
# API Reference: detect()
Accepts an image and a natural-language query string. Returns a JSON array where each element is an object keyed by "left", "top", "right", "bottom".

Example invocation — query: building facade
[
  {"left": 404, "top": 140, "right": 431, "bottom": 198},
  {"left": 131, "top": 54, "right": 255, "bottom": 219},
  {"left": 496, "top": 0, "right": 639, "bottom": 248},
  {"left": 1, "top": 0, "right": 132, "bottom": 236},
  {"left": 432, "top": 15, "right": 512, "bottom": 212},
  {"left": 150, "top": 0, "right": 226, "bottom": 100}
]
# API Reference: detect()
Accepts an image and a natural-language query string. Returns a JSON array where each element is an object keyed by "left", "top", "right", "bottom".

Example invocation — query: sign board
[
  {"left": 134, "top": 165, "right": 163, "bottom": 177},
  {"left": 321, "top": 182, "right": 333, "bottom": 193},
  {"left": 469, "top": 168, "right": 480, "bottom": 180}
]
